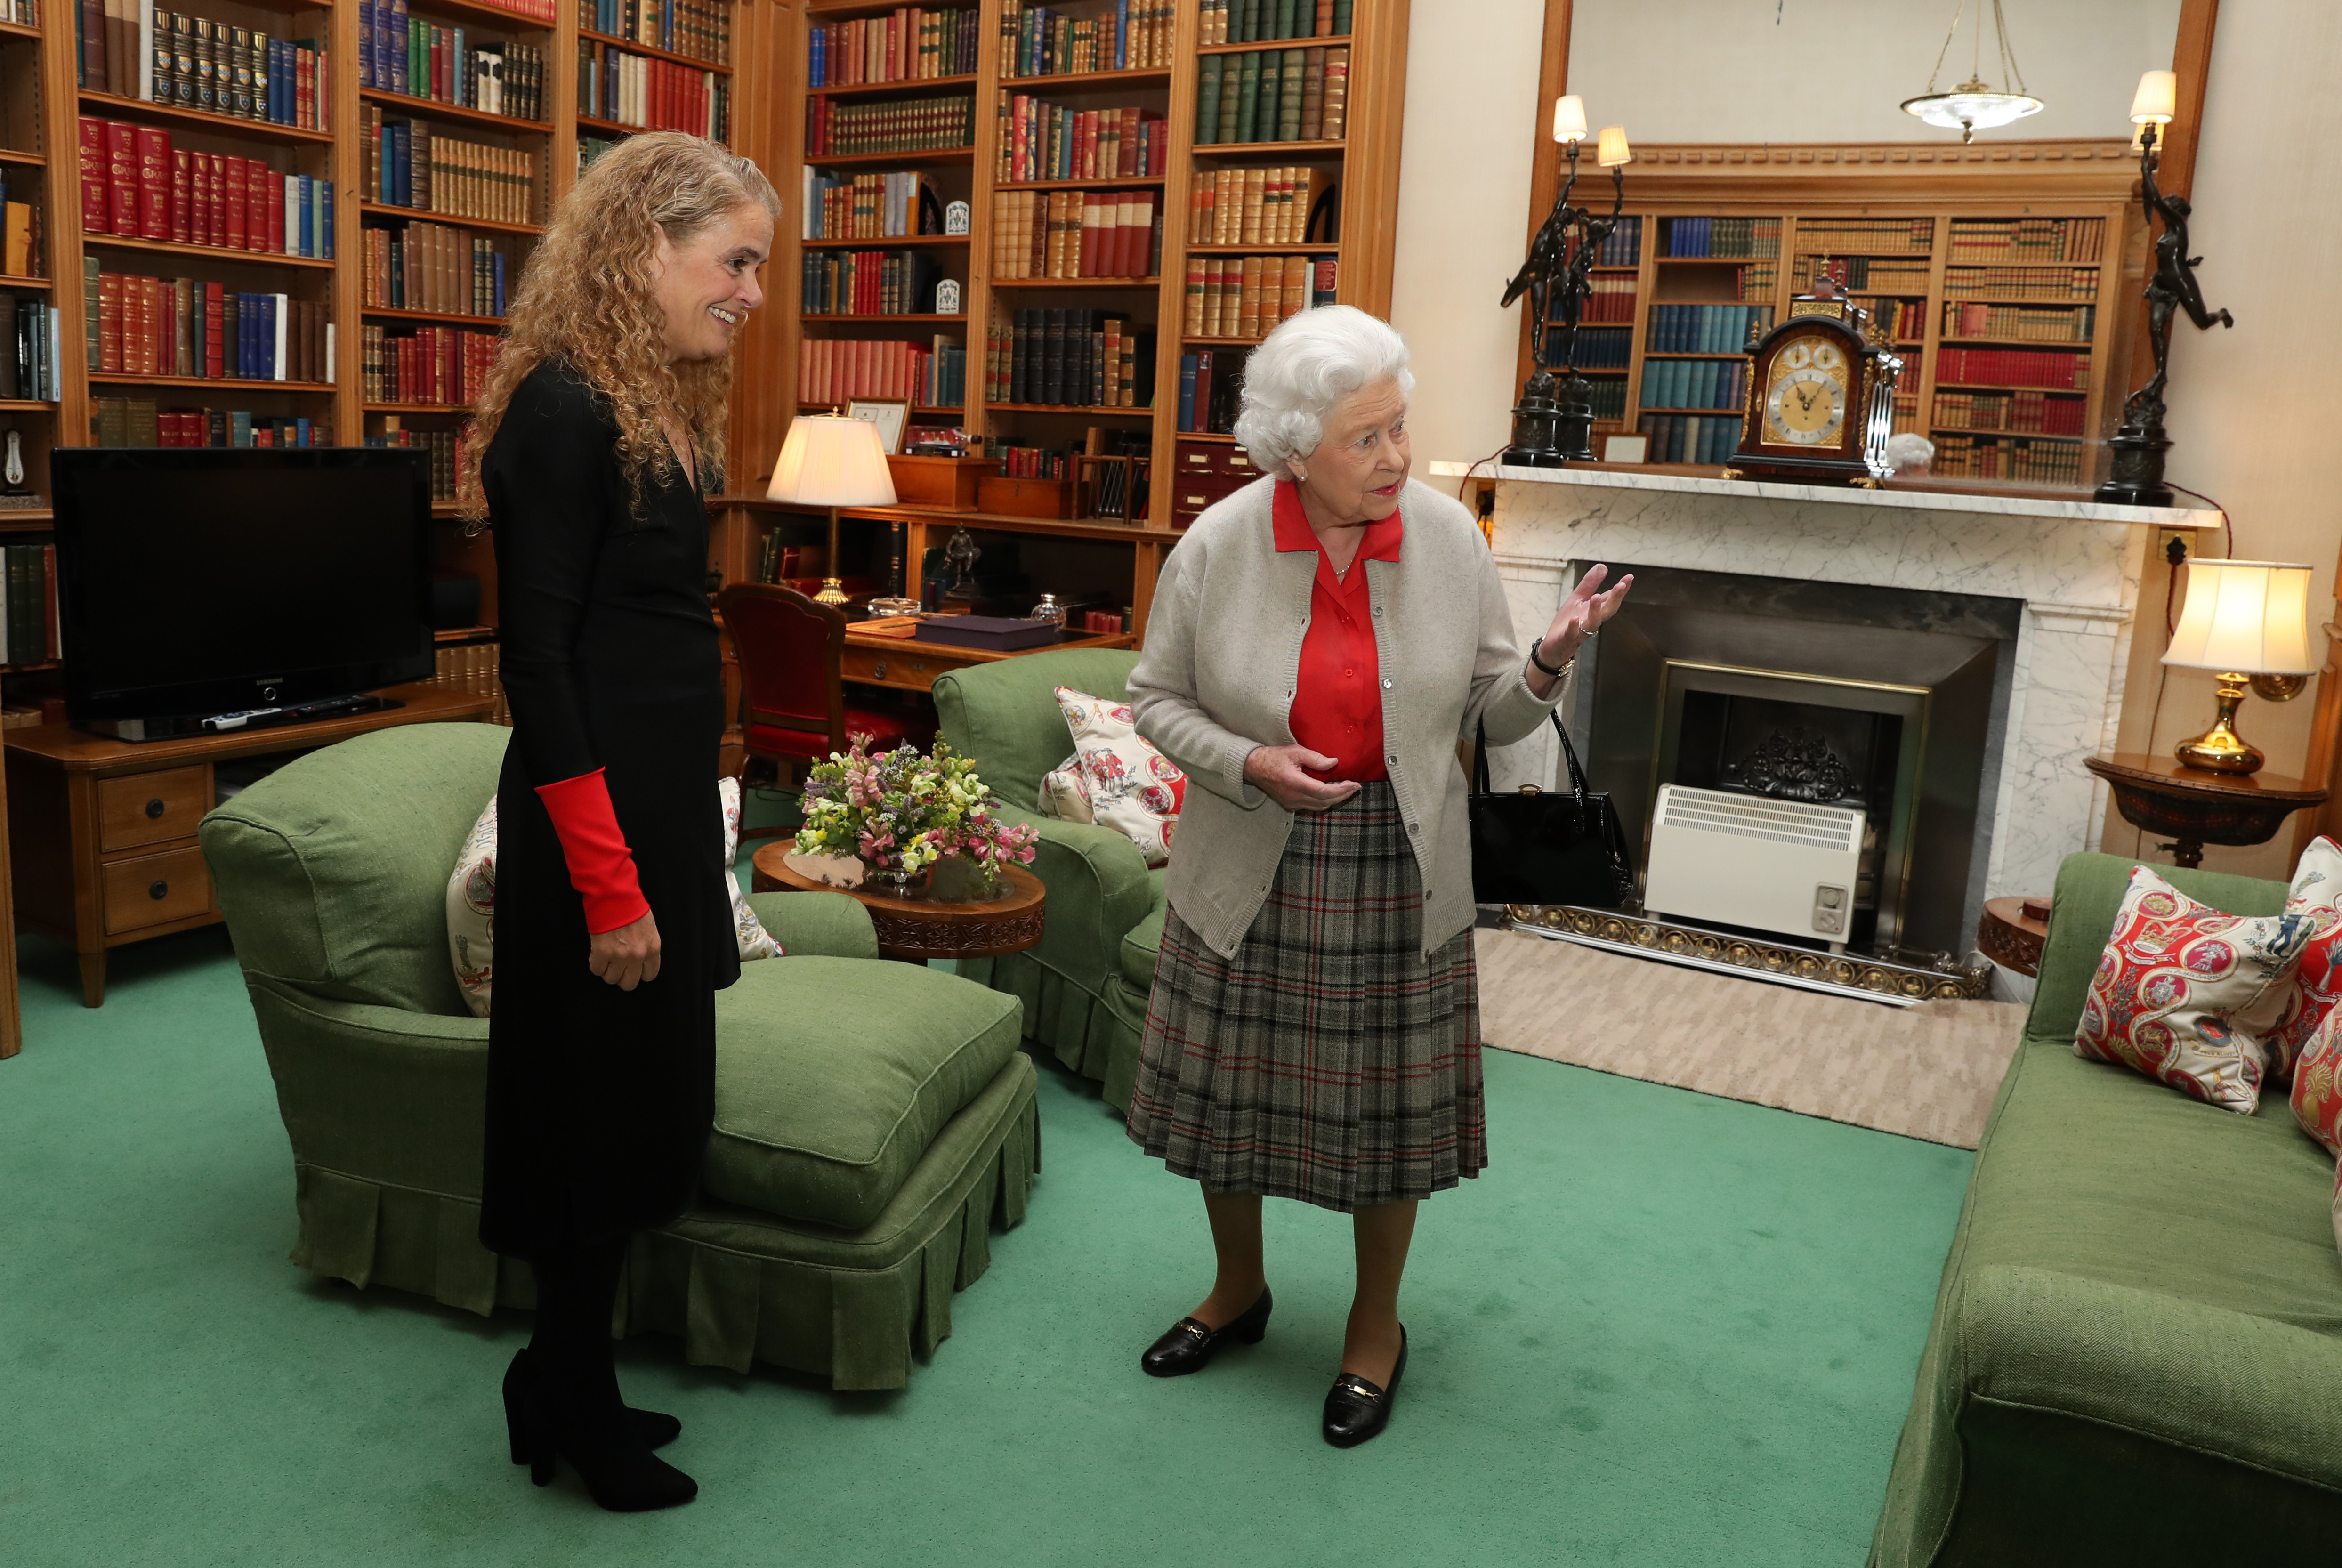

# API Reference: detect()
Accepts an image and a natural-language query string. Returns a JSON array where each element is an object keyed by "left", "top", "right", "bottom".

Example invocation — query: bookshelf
[
  {"left": 747, "top": 0, "right": 1412, "bottom": 639},
  {"left": 1508, "top": 140, "right": 2147, "bottom": 488}
]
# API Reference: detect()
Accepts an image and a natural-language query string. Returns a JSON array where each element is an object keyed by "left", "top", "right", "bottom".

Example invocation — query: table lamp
[
  {"left": 766, "top": 415, "right": 897, "bottom": 607},
  {"left": 2161, "top": 558, "right": 2318, "bottom": 774}
]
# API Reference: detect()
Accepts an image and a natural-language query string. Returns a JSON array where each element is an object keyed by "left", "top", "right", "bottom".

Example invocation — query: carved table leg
[{"left": 2159, "top": 838, "right": 2206, "bottom": 870}]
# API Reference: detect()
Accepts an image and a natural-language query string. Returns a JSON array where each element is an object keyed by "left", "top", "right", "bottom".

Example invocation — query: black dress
[{"left": 479, "top": 360, "right": 741, "bottom": 1260}]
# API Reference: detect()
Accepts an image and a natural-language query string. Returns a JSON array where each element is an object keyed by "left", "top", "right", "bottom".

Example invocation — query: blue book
[
  {"left": 263, "top": 294, "right": 277, "bottom": 380},
  {"left": 1178, "top": 352, "right": 1198, "bottom": 430},
  {"left": 278, "top": 41, "right": 292, "bottom": 123},
  {"left": 393, "top": 125, "right": 409, "bottom": 206},
  {"left": 295, "top": 417, "right": 311, "bottom": 448},
  {"left": 493, "top": 252, "right": 506, "bottom": 315},
  {"left": 1115, "top": 0, "right": 1129, "bottom": 68},
  {"left": 357, "top": 0, "right": 373, "bottom": 88},
  {"left": 232, "top": 410, "right": 252, "bottom": 447},
  {"left": 300, "top": 180, "right": 314, "bottom": 257},
  {"left": 389, "top": 0, "right": 409, "bottom": 96},
  {"left": 321, "top": 182, "right": 334, "bottom": 260}
]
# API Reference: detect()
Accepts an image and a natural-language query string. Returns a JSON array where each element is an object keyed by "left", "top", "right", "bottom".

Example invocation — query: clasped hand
[
  {"left": 589, "top": 910, "right": 662, "bottom": 990},
  {"left": 1244, "top": 745, "right": 1361, "bottom": 814}
]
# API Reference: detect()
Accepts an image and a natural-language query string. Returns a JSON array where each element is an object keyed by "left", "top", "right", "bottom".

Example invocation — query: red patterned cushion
[
  {"left": 2073, "top": 865, "right": 2327, "bottom": 1114},
  {"left": 2289, "top": 1006, "right": 2342, "bottom": 1155},
  {"left": 2264, "top": 836, "right": 2342, "bottom": 1078}
]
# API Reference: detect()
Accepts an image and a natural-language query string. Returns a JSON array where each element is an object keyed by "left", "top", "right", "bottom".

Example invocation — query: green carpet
[{"left": 0, "top": 924, "right": 1972, "bottom": 1568}]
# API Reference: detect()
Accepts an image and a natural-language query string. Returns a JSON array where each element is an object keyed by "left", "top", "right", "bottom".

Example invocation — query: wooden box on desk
[
  {"left": 976, "top": 475, "right": 1077, "bottom": 519},
  {"left": 885, "top": 454, "right": 998, "bottom": 511}
]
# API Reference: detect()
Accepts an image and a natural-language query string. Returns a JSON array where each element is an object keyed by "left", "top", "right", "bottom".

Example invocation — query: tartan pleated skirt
[{"left": 1124, "top": 781, "right": 1489, "bottom": 1213}]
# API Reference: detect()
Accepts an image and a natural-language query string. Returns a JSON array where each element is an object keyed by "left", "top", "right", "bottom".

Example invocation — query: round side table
[
  {"left": 750, "top": 844, "right": 1047, "bottom": 963},
  {"left": 1977, "top": 895, "right": 2052, "bottom": 978},
  {"left": 2083, "top": 753, "right": 2328, "bottom": 870}
]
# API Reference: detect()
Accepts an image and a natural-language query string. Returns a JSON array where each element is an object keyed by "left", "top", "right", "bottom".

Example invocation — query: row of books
[
  {"left": 997, "top": 99, "right": 1167, "bottom": 185},
  {"left": 1931, "top": 432, "right": 2087, "bottom": 485},
  {"left": 1560, "top": 276, "right": 1636, "bottom": 324},
  {"left": 359, "top": 5, "right": 547, "bottom": 124},
  {"left": 1932, "top": 388, "right": 2087, "bottom": 436},
  {"left": 361, "top": 324, "right": 498, "bottom": 406},
  {"left": 1793, "top": 218, "right": 1934, "bottom": 257},
  {"left": 1860, "top": 296, "right": 1926, "bottom": 340},
  {"left": 1942, "top": 265, "right": 2100, "bottom": 302},
  {"left": 79, "top": 121, "right": 335, "bottom": 258},
  {"left": 92, "top": 399, "right": 330, "bottom": 447},
  {"left": 1796, "top": 255, "right": 1928, "bottom": 293},
  {"left": 1000, "top": 2, "right": 1176, "bottom": 77},
  {"left": 0, "top": 1, "right": 32, "bottom": 26},
  {"left": 795, "top": 337, "right": 943, "bottom": 405},
  {"left": 1646, "top": 303, "right": 1771, "bottom": 354},
  {"left": 1641, "top": 356, "right": 1745, "bottom": 412},
  {"left": 90, "top": 269, "right": 331, "bottom": 383},
  {"left": 0, "top": 291, "right": 57, "bottom": 399},
  {"left": 1946, "top": 217, "right": 2104, "bottom": 265},
  {"left": 1639, "top": 412, "right": 1740, "bottom": 467},
  {"left": 1662, "top": 217, "right": 1779, "bottom": 260},
  {"left": 0, "top": 544, "right": 57, "bottom": 667},
  {"left": 1199, "top": 0, "right": 1352, "bottom": 42},
  {"left": 1941, "top": 301, "right": 2097, "bottom": 340},
  {"left": 800, "top": 248, "right": 946, "bottom": 315},
  {"left": 1734, "top": 261, "right": 1777, "bottom": 300},
  {"left": 582, "top": 45, "right": 731, "bottom": 141},
  {"left": 1891, "top": 394, "right": 1920, "bottom": 435},
  {"left": 1194, "top": 46, "right": 1348, "bottom": 144},
  {"left": 993, "top": 188, "right": 1162, "bottom": 280},
  {"left": 1183, "top": 253, "right": 1334, "bottom": 339},
  {"left": 1547, "top": 324, "right": 1629, "bottom": 368},
  {"left": 363, "top": 220, "right": 508, "bottom": 318},
  {"left": 1934, "top": 347, "right": 2090, "bottom": 391},
  {"left": 370, "top": 418, "right": 464, "bottom": 502},
  {"left": 1590, "top": 215, "right": 1641, "bottom": 267},
  {"left": 578, "top": 136, "right": 622, "bottom": 172},
  {"left": 580, "top": 0, "right": 727, "bottom": 65},
  {"left": 1582, "top": 379, "right": 1629, "bottom": 420},
  {"left": 1186, "top": 166, "right": 1332, "bottom": 246},
  {"left": 1176, "top": 348, "right": 1242, "bottom": 433},
  {"left": 993, "top": 445, "right": 1074, "bottom": 480},
  {"left": 810, "top": 7, "right": 977, "bottom": 87},
  {"left": 919, "top": 338, "right": 969, "bottom": 408},
  {"left": 805, "top": 170, "right": 930, "bottom": 241},
  {"left": 805, "top": 93, "right": 973, "bottom": 158},
  {"left": 428, "top": 638, "right": 509, "bottom": 723},
  {"left": 990, "top": 309, "right": 1151, "bottom": 408},
  {"left": 81, "top": 6, "right": 328, "bottom": 131},
  {"left": 364, "top": 108, "right": 538, "bottom": 226}
]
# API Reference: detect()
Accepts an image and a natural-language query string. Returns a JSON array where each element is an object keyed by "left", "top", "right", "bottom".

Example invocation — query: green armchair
[
  {"left": 199, "top": 721, "right": 1040, "bottom": 1391},
  {"left": 932, "top": 647, "right": 1161, "bottom": 1111}
]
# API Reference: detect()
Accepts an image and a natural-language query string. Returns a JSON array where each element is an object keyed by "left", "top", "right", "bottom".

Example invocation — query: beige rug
[{"left": 1473, "top": 927, "right": 2029, "bottom": 1148}]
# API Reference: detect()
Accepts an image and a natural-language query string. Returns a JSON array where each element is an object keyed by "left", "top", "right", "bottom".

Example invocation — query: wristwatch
[{"left": 1528, "top": 636, "right": 1575, "bottom": 680}]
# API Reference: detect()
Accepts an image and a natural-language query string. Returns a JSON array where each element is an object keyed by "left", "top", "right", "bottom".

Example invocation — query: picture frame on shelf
[
  {"left": 848, "top": 398, "right": 912, "bottom": 455},
  {"left": 944, "top": 200, "right": 971, "bottom": 235},
  {"left": 935, "top": 278, "right": 963, "bottom": 315},
  {"left": 1603, "top": 435, "right": 1649, "bottom": 464}
]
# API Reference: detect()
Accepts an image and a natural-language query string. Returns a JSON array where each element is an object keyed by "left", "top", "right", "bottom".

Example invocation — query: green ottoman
[{"left": 202, "top": 723, "right": 1039, "bottom": 1392}]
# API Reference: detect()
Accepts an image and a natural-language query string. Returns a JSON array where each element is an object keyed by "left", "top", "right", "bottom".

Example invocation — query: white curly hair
[{"left": 1232, "top": 305, "right": 1415, "bottom": 474}]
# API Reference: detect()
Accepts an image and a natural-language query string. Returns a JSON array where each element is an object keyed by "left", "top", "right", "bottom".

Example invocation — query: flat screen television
[{"left": 52, "top": 447, "right": 435, "bottom": 729}]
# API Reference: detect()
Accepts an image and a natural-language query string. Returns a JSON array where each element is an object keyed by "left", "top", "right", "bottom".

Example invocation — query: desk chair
[{"left": 718, "top": 582, "right": 934, "bottom": 790}]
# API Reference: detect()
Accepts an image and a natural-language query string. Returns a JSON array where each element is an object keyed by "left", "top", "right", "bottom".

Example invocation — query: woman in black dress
[{"left": 455, "top": 132, "right": 776, "bottom": 1513}]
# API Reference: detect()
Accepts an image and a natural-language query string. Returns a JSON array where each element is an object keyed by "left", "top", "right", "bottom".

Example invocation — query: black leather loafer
[
  {"left": 1139, "top": 1287, "right": 1274, "bottom": 1377},
  {"left": 1322, "top": 1326, "right": 1407, "bottom": 1447}
]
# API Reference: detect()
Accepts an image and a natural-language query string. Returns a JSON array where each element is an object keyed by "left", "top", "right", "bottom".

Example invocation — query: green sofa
[
  {"left": 934, "top": 647, "right": 1161, "bottom": 1111},
  {"left": 1872, "top": 852, "right": 2342, "bottom": 1565},
  {"left": 198, "top": 722, "right": 1040, "bottom": 1391}
]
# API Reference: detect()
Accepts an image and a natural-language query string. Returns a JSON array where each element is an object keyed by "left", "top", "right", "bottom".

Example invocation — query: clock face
[{"left": 1763, "top": 337, "right": 1849, "bottom": 446}]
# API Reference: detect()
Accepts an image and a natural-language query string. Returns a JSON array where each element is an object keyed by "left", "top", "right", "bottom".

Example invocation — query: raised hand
[{"left": 1536, "top": 562, "right": 1634, "bottom": 675}]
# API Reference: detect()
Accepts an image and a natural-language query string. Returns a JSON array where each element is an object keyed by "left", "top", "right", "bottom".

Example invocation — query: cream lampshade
[
  {"left": 767, "top": 415, "right": 897, "bottom": 606},
  {"left": 2130, "top": 69, "right": 2178, "bottom": 125},
  {"left": 1551, "top": 95, "right": 1588, "bottom": 145},
  {"left": 1596, "top": 126, "right": 1632, "bottom": 168},
  {"left": 2161, "top": 558, "right": 2318, "bottom": 774}
]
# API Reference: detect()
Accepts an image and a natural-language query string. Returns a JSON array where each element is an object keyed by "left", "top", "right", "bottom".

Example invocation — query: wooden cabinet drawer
[
  {"left": 97, "top": 767, "right": 210, "bottom": 852},
  {"left": 841, "top": 644, "right": 955, "bottom": 691},
  {"left": 102, "top": 847, "right": 213, "bottom": 936}
]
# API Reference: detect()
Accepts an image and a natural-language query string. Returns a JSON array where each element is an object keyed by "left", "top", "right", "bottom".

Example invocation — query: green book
[
  {"left": 1275, "top": 0, "right": 1297, "bottom": 39},
  {"left": 1196, "top": 56, "right": 1223, "bottom": 144},
  {"left": 1236, "top": 50, "right": 1262, "bottom": 143},
  {"left": 1280, "top": 48, "right": 1305, "bottom": 139},
  {"left": 1216, "top": 57, "right": 1241, "bottom": 142},
  {"left": 82, "top": 254, "right": 102, "bottom": 373},
  {"left": 1333, "top": 0, "right": 1351, "bottom": 34},
  {"left": 1238, "top": 0, "right": 1259, "bottom": 44}
]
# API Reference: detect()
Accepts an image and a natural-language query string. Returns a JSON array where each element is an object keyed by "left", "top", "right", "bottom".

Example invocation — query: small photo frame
[
  {"left": 1602, "top": 434, "right": 1649, "bottom": 464},
  {"left": 847, "top": 398, "right": 911, "bottom": 455},
  {"left": 933, "top": 277, "right": 963, "bottom": 316},
  {"left": 944, "top": 199, "right": 971, "bottom": 236}
]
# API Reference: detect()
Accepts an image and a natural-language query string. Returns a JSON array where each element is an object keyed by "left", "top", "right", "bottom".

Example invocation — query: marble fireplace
[{"left": 1434, "top": 464, "right": 2221, "bottom": 960}]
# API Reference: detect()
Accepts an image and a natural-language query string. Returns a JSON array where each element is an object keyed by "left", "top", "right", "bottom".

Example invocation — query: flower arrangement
[{"left": 794, "top": 734, "right": 1039, "bottom": 893}]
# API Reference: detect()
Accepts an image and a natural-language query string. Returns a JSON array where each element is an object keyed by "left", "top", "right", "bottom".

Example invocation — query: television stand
[
  {"left": 82, "top": 692, "right": 405, "bottom": 744},
  {"left": 6, "top": 683, "right": 493, "bottom": 1007}
]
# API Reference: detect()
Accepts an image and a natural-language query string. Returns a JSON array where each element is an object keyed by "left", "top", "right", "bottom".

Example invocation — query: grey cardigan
[{"left": 1130, "top": 475, "right": 1568, "bottom": 960}]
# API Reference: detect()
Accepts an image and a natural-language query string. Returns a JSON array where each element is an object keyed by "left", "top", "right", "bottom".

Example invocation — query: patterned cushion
[
  {"left": 445, "top": 778, "right": 780, "bottom": 1018},
  {"left": 2288, "top": 1006, "right": 2342, "bottom": 1156},
  {"left": 1034, "top": 685, "right": 1186, "bottom": 867},
  {"left": 2072, "top": 865, "right": 2326, "bottom": 1114},
  {"left": 2265, "top": 836, "right": 2342, "bottom": 1078}
]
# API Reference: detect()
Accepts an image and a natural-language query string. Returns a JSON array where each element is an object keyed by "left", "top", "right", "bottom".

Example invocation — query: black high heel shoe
[
  {"left": 1140, "top": 1286, "right": 1274, "bottom": 1377},
  {"left": 503, "top": 1348, "right": 681, "bottom": 1464},
  {"left": 524, "top": 1378, "right": 698, "bottom": 1513},
  {"left": 1322, "top": 1326, "right": 1407, "bottom": 1448}
]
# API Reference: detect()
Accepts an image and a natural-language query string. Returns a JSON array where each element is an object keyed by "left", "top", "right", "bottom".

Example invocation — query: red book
[
  {"left": 224, "top": 157, "right": 246, "bottom": 251},
  {"left": 97, "top": 271, "right": 121, "bottom": 372},
  {"left": 203, "top": 154, "right": 224, "bottom": 249},
  {"left": 136, "top": 127, "right": 170, "bottom": 241},
  {"left": 105, "top": 121, "right": 137, "bottom": 237},
  {"left": 204, "top": 282, "right": 224, "bottom": 378},
  {"left": 170, "top": 150, "right": 192, "bottom": 245},
  {"left": 265, "top": 168, "right": 285, "bottom": 254},
  {"left": 77, "top": 117, "right": 107, "bottom": 234},
  {"left": 296, "top": 48, "right": 313, "bottom": 131}
]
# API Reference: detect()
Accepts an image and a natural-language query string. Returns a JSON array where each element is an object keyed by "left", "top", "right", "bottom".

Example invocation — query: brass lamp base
[
  {"left": 2173, "top": 672, "right": 2264, "bottom": 774},
  {"left": 813, "top": 577, "right": 849, "bottom": 606}
]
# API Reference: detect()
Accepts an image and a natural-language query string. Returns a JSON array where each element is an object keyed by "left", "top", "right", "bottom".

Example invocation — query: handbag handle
[{"left": 1474, "top": 709, "right": 1591, "bottom": 805}]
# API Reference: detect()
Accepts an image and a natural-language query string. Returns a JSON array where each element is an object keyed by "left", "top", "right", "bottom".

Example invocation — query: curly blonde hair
[{"left": 457, "top": 132, "right": 780, "bottom": 526}]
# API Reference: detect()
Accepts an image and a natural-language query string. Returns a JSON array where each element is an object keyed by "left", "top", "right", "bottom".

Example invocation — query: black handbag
[{"left": 1469, "top": 712, "right": 1636, "bottom": 908}]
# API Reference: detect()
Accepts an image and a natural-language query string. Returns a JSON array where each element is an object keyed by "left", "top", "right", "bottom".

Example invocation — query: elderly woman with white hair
[{"left": 1123, "top": 305, "right": 1632, "bottom": 1447}]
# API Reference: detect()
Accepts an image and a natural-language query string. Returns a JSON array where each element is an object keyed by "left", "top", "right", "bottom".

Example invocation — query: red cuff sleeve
[{"left": 534, "top": 768, "right": 651, "bottom": 936}]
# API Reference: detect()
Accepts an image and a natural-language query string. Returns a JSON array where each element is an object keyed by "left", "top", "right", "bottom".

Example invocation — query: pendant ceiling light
[{"left": 1901, "top": 0, "right": 2044, "bottom": 143}]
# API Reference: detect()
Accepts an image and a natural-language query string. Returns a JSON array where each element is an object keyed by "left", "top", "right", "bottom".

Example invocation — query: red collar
[{"left": 1272, "top": 478, "right": 1404, "bottom": 565}]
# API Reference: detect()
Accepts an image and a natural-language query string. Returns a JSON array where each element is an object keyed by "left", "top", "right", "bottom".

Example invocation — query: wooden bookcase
[{"left": 727, "top": 0, "right": 1410, "bottom": 637}]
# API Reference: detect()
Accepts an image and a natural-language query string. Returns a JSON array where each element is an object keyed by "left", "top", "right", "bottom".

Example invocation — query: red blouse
[{"left": 1273, "top": 478, "right": 1403, "bottom": 784}]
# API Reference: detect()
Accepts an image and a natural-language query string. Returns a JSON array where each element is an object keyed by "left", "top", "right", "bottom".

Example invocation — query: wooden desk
[
  {"left": 7, "top": 683, "right": 494, "bottom": 1008},
  {"left": 2084, "top": 752, "right": 2328, "bottom": 870},
  {"left": 840, "top": 625, "right": 1137, "bottom": 694}
]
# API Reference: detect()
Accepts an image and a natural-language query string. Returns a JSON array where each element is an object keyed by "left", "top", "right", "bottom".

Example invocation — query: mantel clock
[{"left": 1724, "top": 280, "right": 1901, "bottom": 486}]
